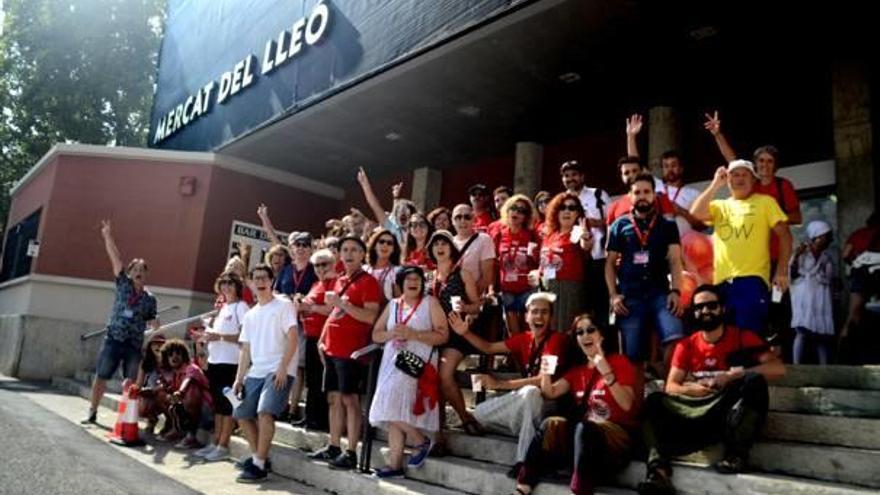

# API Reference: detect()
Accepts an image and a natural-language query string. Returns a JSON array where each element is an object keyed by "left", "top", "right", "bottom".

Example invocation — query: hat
[
  {"left": 526, "top": 291, "right": 557, "bottom": 308},
  {"left": 727, "top": 159, "right": 759, "bottom": 178},
  {"left": 148, "top": 333, "right": 167, "bottom": 345},
  {"left": 468, "top": 183, "right": 489, "bottom": 196},
  {"left": 806, "top": 220, "right": 832, "bottom": 240},
  {"left": 338, "top": 235, "right": 367, "bottom": 252},
  {"left": 427, "top": 229, "right": 456, "bottom": 248},
  {"left": 288, "top": 231, "right": 313, "bottom": 245},
  {"left": 559, "top": 160, "right": 584, "bottom": 174}
]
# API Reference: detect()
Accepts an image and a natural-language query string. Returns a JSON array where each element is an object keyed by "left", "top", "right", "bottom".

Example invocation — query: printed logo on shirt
[
  {"left": 704, "top": 357, "right": 718, "bottom": 368},
  {"left": 587, "top": 397, "right": 611, "bottom": 423}
]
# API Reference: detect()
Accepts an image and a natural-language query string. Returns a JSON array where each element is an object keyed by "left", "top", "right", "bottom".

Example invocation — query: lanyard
[
  {"left": 395, "top": 296, "right": 424, "bottom": 326},
  {"left": 127, "top": 289, "right": 143, "bottom": 308},
  {"left": 628, "top": 211, "right": 657, "bottom": 248},
  {"left": 291, "top": 264, "right": 310, "bottom": 294},
  {"left": 667, "top": 184, "right": 682, "bottom": 205}
]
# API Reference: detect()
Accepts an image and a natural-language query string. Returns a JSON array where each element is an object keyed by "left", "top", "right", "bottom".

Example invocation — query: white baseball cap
[{"left": 727, "top": 159, "right": 759, "bottom": 177}]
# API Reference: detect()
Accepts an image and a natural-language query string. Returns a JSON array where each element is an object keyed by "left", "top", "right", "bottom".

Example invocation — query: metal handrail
[{"left": 79, "top": 305, "right": 181, "bottom": 341}]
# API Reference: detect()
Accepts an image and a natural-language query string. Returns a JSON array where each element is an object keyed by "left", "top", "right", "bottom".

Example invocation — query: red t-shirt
[
  {"left": 172, "top": 362, "right": 213, "bottom": 408},
  {"left": 493, "top": 226, "right": 538, "bottom": 294},
  {"left": 486, "top": 219, "right": 503, "bottom": 239},
  {"left": 504, "top": 330, "right": 567, "bottom": 376},
  {"left": 334, "top": 260, "right": 345, "bottom": 276},
  {"left": 540, "top": 231, "right": 584, "bottom": 282},
  {"left": 404, "top": 248, "right": 436, "bottom": 271},
  {"left": 300, "top": 277, "right": 338, "bottom": 339},
  {"left": 606, "top": 194, "right": 676, "bottom": 226},
  {"left": 671, "top": 326, "right": 765, "bottom": 374},
  {"left": 754, "top": 178, "right": 799, "bottom": 261},
  {"left": 474, "top": 211, "right": 494, "bottom": 232},
  {"left": 847, "top": 226, "right": 880, "bottom": 260},
  {"left": 322, "top": 271, "right": 381, "bottom": 359},
  {"left": 563, "top": 355, "right": 639, "bottom": 429}
]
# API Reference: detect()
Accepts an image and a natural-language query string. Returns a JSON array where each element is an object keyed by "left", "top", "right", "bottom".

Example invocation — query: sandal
[
  {"left": 511, "top": 486, "right": 530, "bottom": 495},
  {"left": 462, "top": 419, "right": 485, "bottom": 436}
]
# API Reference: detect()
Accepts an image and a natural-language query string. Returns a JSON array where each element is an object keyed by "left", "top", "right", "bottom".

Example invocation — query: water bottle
[{"left": 223, "top": 386, "right": 242, "bottom": 410}]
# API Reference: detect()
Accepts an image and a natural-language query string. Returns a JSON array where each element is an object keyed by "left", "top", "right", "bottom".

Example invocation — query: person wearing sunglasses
[
  {"left": 467, "top": 183, "right": 496, "bottom": 233},
  {"left": 532, "top": 191, "right": 551, "bottom": 240},
  {"left": 513, "top": 314, "right": 638, "bottom": 495},
  {"left": 403, "top": 212, "right": 435, "bottom": 271},
  {"left": 366, "top": 229, "right": 403, "bottom": 306},
  {"left": 451, "top": 203, "right": 497, "bottom": 295},
  {"left": 294, "top": 249, "right": 340, "bottom": 431},
  {"left": 537, "top": 192, "right": 593, "bottom": 332},
  {"left": 638, "top": 284, "right": 785, "bottom": 495},
  {"left": 493, "top": 194, "right": 540, "bottom": 335},
  {"left": 606, "top": 173, "right": 684, "bottom": 380}
]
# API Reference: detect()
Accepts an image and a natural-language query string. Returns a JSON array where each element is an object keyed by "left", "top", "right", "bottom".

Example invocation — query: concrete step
[
  {"left": 777, "top": 365, "right": 880, "bottom": 390},
  {"left": 763, "top": 412, "right": 880, "bottom": 450},
  {"left": 769, "top": 386, "right": 880, "bottom": 418},
  {"left": 55, "top": 376, "right": 880, "bottom": 492}
]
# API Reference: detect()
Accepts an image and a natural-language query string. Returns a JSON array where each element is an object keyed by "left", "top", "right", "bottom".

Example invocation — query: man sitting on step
[
  {"left": 638, "top": 284, "right": 785, "bottom": 495},
  {"left": 448, "top": 292, "right": 567, "bottom": 476}
]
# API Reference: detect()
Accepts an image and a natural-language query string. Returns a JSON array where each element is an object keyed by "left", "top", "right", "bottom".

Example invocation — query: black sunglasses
[
  {"left": 292, "top": 241, "right": 311, "bottom": 248},
  {"left": 314, "top": 261, "right": 332, "bottom": 268},
  {"left": 575, "top": 325, "right": 599, "bottom": 336},
  {"left": 509, "top": 205, "right": 530, "bottom": 214},
  {"left": 454, "top": 214, "right": 473, "bottom": 220},
  {"left": 377, "top": 238, "right": 395, "bottom": 246},
  {"left": 560, "top": 203, "right": 581, "bottom": 212},
  {"left": 693, "top": 301, "right": 721, "bottom": 312},
  {"left": 410, "top": 222, "right": 429, "bottom": 229}
]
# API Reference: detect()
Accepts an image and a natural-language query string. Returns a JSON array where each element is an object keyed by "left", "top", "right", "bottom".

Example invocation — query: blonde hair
[
  {"left": 499, "top": 194, "right": 536, "bottom": 228},
  {"left": 263, "top": 244, "right": 289, "bottom": 265}
]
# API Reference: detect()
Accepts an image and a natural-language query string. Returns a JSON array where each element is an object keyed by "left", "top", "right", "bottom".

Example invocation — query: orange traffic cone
[{"left": 108, "top": 379, "right": 145, "bottom": 446}]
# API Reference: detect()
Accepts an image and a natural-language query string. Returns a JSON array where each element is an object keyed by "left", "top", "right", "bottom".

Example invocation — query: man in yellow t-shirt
[{"left": 690, "top": 160, "right": 792, "bottom": 336}]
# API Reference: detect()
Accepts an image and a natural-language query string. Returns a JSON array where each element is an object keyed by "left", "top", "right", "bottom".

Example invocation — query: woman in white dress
[
  {"left": 369, "top": 266, "right": 449, "bottom": 478},
  {"left": 790, "top": 220, "right": 835, "bottom": 364}
]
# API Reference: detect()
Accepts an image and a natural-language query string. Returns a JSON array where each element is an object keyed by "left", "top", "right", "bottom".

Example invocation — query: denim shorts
[
  {"left": 617, "top": 291, "right": 684, "bottom": 363},
  {"left": 500, "top": 290, "right": 535, "bottom": 313},
  {"left": 95, "top": 338, "right": 142, "bottom": 380},
  {"left": 233, "top": 374, "right": 294, "bottom": 419}
]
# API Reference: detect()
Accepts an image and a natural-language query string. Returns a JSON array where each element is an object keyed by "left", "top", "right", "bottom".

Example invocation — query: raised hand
[
  {"left": 711, "top": 165, "right": 728, "bottom": 187},
  {"left": 257, "top": 204, "right": 269, "bottom": 219},
  {"left": 703, "top": 111, "right": 722, "bottom": 136},
  {"left": 626, "top": 114, "right": 643, "bottom": 136},
  {"left": 356, "top": 166, "right": 369, "bottom": 185},
  {"left": 100, "top": 219, "right": 111, "bottom": 238},
  {"left": 392, "top": 182, "right": 404, "bottom": 199}
]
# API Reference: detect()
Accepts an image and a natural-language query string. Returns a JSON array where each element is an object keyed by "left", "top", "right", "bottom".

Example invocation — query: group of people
[{"left": 80, "top": 110, "right": 878, "bottom": 494}]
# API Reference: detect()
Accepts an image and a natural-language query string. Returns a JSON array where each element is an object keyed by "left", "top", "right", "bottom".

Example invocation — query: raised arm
[
  {"left": 356, "top": 167, "right": 389, "bottom": 226},
  {"left": 100, "top": 220, "right": 124, "bottom": 275},
  {"left": 625, "top": 113, "right": 643, "bottom": 158},
  {"left": 690, "top": 166, "right": 728, "bottom": 223},
  {"left": 447, "top": 311, "right": 508, "bottom": 354},
  {"left": 703, "top": 111, "right": 737, "bottom": 162},
  {"left": 256, "top": 204, "right": 284, "bottom": 247}
]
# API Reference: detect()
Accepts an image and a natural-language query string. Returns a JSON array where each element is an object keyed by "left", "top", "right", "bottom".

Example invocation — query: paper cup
[
  {"left": 771, "top": 285, "right": 783, "bottom": 303},
  {"left": 471, "top": 374, "right": 483, "bottom": 393},
  {"left": 527, "top": 242, "right": 538, "bottom": 257},
  {"left": 223, "top": 386, "right": 242, "bottom": 410},
  {"left": 450, "top": 296, "right": 463, "bottom": 312},
  {"left": 325, "top": 291, "right": 337, "bottom": 302},
  {"left": 541, "top": 355, "right": 558, "bottom": 375}
]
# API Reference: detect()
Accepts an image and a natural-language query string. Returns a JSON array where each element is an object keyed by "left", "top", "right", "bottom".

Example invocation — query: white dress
[
  {"left": 790, "top": 250, "right": 834, "bottom": 335},
  {"left": 368, "top": 296, "right": 439, "bottom": 433}
]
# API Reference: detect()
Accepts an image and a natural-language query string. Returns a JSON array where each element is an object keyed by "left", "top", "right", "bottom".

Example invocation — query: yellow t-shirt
[{"left": 708, "top": 193, "right": 788, "bottom": 286}]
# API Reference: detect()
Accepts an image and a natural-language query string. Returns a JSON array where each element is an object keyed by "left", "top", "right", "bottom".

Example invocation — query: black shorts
[
  {"left": 207, "top": 363, "right": 238, "bottom": 416},
  {"left": 323, "top": 357, "right": 364, "bottom": 395}
]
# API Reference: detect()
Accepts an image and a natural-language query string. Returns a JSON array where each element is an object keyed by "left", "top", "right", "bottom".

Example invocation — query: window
[{"left": 0, "top": 209, "right": 42, "bottom": 283}]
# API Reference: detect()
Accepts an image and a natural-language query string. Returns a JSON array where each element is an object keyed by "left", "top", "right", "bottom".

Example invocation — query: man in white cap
[
  {"left": 689, "top": 160, "right": 792, "bottom": 337},
  {"left": 790, "top": 220, "right": 835, "bottom": 364},
  {"left": 447, "top": 292, "right": 567, "bottom": 477}
]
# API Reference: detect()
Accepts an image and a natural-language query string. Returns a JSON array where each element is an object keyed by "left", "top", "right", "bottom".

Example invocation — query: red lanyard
[
  {"left": 127, "top": 290, "right": 143, "bottom": 308},
  {"left": 667, "top": 184, "right": 682, "bottom": 205},
  {"left": 374, "top": 265, "right": 393, "bottom": 289},
  {"left": 395, "top": 297, "right": 424, "bottom": 326},
  {"left": 291, "top": 264, "right": 309, "bottom": 293},
  {"left": 628, "top": 211, "right": 657, "bottom": 248}
]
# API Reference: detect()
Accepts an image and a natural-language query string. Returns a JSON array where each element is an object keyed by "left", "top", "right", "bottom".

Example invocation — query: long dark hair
[{"left": 367, "top": 229, "right": 402, "bottom": 266}]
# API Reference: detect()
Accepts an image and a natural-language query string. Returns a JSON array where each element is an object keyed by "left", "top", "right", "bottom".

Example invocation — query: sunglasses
[
  {"left": 314, "top": 261, "right": 332, "bottom": 268},
  {"left": 575, "top": 326, "right": 599, "bottom": 336},
  {"left": 410, "top": 222, "right": 429, "bottom": 229},
  {"left": 560, "top": 204, "right": 581, "bottom": 212},
  {"left": 325, "top": 243, "right": 339, "bottom": 249},
  {"left": 252, "top": 275, "right": 271, "bottom": 281},
  {"left": 509, "top": 205, "right": 529, "bottom": 214},
  {"left": 377, "top": 238, "right": 395, "bottom": 246},
  {"left": 454, "top": 214, "right": 473, "bottom": 221},
  {"left": 693, "top": 301, "right": 721, "bottom": 312},
  {"left": 292, "top": 241, "right": 311, "bottom": 248}
]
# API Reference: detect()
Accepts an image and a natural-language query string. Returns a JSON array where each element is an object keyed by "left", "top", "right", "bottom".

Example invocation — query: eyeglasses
[
  {"left": 575, "top": 326, "right": 599, "bottom": 336},
  {"left": 509, "top": 205, "right": 529, "bottom": 214},
  {"left": 314, "top": 261, "right": 332, "bottom": 268},
  {"left": 693, "top": 301, "right": 721, "bottom": 312},
  {"left": 252, "top": 275, "right": 271, "bottom": 281},
  {"left": 454, "top": 214, "right": 473, "bottom": 221},
  {"left": 410, "top": 222, "right": 429, "bottom": 229},
  {"left": 292, "top": 241, "right": 311, "bottom": 248},
  {"left": 560, "top": 203, "right": 581, "bottom": 212},
  {"left": 377, "top": 238, "right": 395, "bottom": 246}
]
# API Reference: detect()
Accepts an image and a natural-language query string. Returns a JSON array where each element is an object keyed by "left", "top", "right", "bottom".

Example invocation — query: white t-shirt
[
  {"left": 454, "top": 232, "right": 496, "bottom": 288},
  {"left": 239, "top": 296, "right": 298, "bottom": 378},
  {"left": 657, "top": 183, "right": 700, "bottom": 234},
  {"left": 576, "top": 187, "right": 611, "bottom": 260},
  {"left": 207, "top": 301, "right": 249, "bottom": 365}
]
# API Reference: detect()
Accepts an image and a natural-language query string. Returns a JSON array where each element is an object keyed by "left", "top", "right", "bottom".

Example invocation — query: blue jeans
[
  {"left": 95, "top": 338, "right": 142, "bottom": 380},
  {"left": 718, "top": 277, "right": 770, "bottom": 336},
  {"left": 617, "top": 291, "right": 684, "bottom": 363}
]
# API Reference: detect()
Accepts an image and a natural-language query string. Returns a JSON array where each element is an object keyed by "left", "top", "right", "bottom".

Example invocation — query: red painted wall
[{"left": 4, "top": 159, "right": 58, "bottom": 274}]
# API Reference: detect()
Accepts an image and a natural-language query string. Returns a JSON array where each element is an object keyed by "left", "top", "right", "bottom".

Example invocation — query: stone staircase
[{"left": 53, "top": 365, "right": 880, "bottom": 495}]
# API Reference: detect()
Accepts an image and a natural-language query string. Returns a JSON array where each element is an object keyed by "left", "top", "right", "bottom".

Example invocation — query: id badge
[
  {"left": 122, "top": 309, "right": 134, "bottom": 319},
  {"left": 633, "top": 250, "right": 650, "bottom": 265},
  {"left": 505, "top": 271, "right": 519, "bottom": 283},
  {"left": 544, "top": 267, "right": 557, "bottom": 280}
]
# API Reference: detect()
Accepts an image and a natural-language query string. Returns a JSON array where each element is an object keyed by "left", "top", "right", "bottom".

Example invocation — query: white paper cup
[
  {"left": 527, "top": 242, "right": 538, "bottom": 257},
  {"left": 325, "top": 291, "right": 337, "bottom": 302},
  {"left": 471, "top": 374, "right": 483, "bottom": 393},
  {"left": 450, "top": 296, "right": 463, "bottom": 312},
  {"left": 223, "top": 386, "right": 242, "bottom": 410},
  {"left": 541, "top": 355, "right": 558, "bottom": 375},
  {"left": 771, "top": 285, "right": 783, "bottom": 303}
]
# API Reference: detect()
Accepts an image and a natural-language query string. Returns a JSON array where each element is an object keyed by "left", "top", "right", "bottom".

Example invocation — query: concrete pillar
[
  {"left": 411, "top": 167, "right": 442, "bottom": 212},
  {"left": 832, "top": 61, "right": 875, "bottom": 245},
  {"left": 514, "top": 142, "right": 543, "bottom": 198},
  {"left": 647, "top": 106, "right": 681, "bottom": 175}
]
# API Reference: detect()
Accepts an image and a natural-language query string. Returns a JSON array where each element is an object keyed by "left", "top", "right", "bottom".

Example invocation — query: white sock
[{"left": 252, "top": 456, "right": 265, "bottom": 470}]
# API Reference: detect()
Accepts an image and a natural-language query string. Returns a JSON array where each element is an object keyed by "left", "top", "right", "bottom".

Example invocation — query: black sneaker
[
  {"left": 235, "top": 455, "right": 273, "bottom": 472},
  {"left": 637, "top": 466, "right": 676, "bottom": 495},
  {"left": 236, "top": 462, "right": 268, "bottom": 483},
  {"left": 714, "top": 455, "right": 747, "bottom": 474},
  {"left": 309, "top": 445, "right": 342, "bottom": 461},
  {"left": 328, "top": 450, "right": 357, "bottom": 470},
  {"left": 80, "top": 410, "right": 97, "bottom": 425}
]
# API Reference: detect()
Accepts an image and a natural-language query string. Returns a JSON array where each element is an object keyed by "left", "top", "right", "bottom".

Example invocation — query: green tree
[{"left": 0, "top": 0, "right": 164, "bottom": 232}]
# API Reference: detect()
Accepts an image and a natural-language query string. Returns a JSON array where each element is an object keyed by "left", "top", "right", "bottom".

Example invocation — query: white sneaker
[
  {"left": 203, "top": 446, "right": 229, "bottom": 462},
  {"left": 194, "top": 443, "right": 217, "bottom": 457}
]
